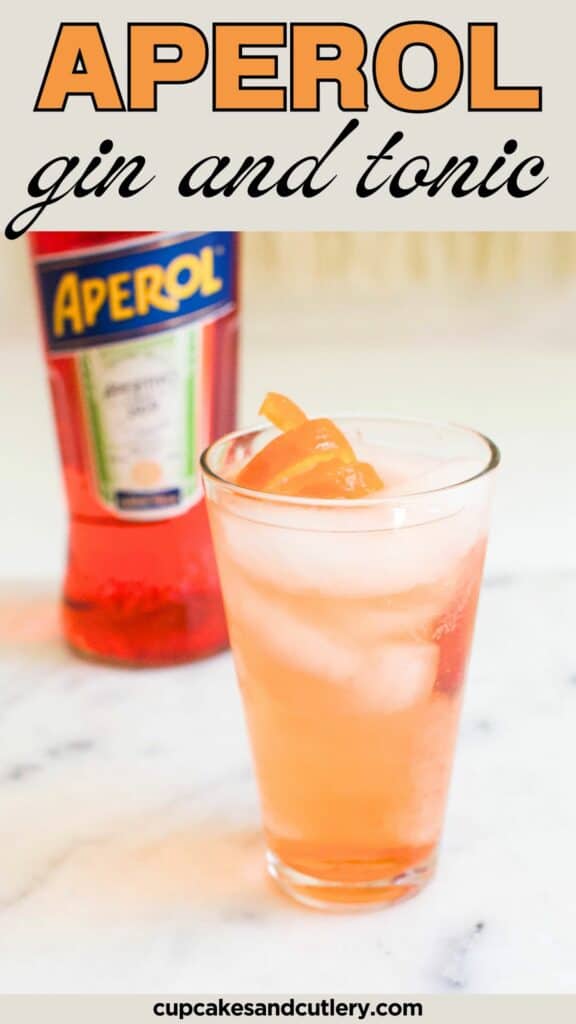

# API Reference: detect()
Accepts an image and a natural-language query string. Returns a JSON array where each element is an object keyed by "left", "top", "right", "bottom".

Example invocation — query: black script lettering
[
  {"left": 5, "top": 143, "right": 154, "bottom": 238},
  {"left": 356, "top": 134, "right": 548, "bottom": 200},
  {"left": 179, "top": 118, "right": 359, "bottom": 199},
  {"left": 356, "top": 131, "right": 404, "bottom": 197}
]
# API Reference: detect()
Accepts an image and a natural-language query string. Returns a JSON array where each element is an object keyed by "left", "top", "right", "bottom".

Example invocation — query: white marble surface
[
  {"left": 0, "top": 570, "right": 575, "bottom": 993},
  {"left": 1, "top": 265, "right": 576, "bottom": 992}
]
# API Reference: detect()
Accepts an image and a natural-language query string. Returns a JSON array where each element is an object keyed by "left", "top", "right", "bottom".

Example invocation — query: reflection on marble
[{"left": 0, "top": 572, "right": 575, "bottom": 994}]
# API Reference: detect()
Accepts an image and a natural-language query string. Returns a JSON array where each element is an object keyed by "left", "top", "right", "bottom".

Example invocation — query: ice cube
[
  {"left": 225, "top": 573, "right": 439, "bottom": 714},
  {"left": 224, "top": 574, "right": 360, "bottom": 686},
  {"left": 397, "top": 457, "right": 486, "bottom": 495},
  {"left": 216, "top": 501, "right": 480, "bottom": 598},
  {"left": 354, "top": 642, "right": 439, "bottom": 712},
  {"left": 391, "top": 694, "right": 460, "bottom": 845},
  {"left": 341, "top": 584, "right": 451, "bottom": 646}
]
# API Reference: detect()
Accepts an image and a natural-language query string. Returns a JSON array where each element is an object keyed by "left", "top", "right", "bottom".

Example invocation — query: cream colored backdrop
[
  {"left": 2, "top": 233, "right": 576, "bottom": 340},
  {"left": 243, "top": 233, "right": 576, "bottom": 296}
]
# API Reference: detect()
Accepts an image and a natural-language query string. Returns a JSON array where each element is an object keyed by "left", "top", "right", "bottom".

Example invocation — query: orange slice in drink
[
  {"left": 237, "top": 393, "right": 384, "bottom": 498},
  {"left": 236, "top": 418, "right": 356, "bottom": 492},
  {"left": 274, "top": 459, "right": 384, "bottom": 499}
]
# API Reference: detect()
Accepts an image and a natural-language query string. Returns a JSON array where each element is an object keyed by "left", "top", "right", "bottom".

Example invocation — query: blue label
[
  {"left": 115, "top": 489, "right": 182, "bottom": 512},
  {"left": 38, "top": 232, "right": 234, "bottom": 353}
]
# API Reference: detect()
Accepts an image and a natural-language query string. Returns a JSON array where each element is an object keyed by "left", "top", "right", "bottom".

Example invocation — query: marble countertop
[
  {"left": 1, "top": 276, "right": 575, "bottom": 993},
  {"left": 0, "top": 569, "right": 575, "bottom": 994}
]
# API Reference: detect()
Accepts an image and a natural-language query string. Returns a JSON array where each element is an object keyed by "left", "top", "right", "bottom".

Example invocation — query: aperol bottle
[{"left": 30, "top": 231, "right": 239, "bottom": 666}]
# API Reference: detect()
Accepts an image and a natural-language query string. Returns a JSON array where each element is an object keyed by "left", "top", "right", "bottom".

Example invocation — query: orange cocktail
[{"left": 201, "top": 397, "right": 499, "bottom": 909}]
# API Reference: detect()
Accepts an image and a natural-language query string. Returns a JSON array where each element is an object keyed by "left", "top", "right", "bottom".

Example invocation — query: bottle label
[{"left": 37, "top": 232, "right": 234, "bottom": 521}]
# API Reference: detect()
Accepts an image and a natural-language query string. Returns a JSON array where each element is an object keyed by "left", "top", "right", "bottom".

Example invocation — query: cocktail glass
[{"left": 201, "top": 417, "right": 499, "bottom": 910}]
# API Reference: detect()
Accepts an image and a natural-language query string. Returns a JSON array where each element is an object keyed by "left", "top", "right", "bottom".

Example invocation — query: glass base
[{"left": 266, "top": 850, "right": 435, "bottom": 912}]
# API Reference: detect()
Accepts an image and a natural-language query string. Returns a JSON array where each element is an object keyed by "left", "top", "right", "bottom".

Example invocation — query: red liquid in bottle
[{"left": 30, "top": 231, "right": 239, "bottom": 666}]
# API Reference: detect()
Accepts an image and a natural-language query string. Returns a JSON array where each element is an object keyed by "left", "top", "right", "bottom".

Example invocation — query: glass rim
[{"left": 200, "top": 415, "right": 501, "bottom": 508}]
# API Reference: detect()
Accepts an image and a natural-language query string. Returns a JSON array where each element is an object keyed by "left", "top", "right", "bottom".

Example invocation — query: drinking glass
[{"left": 201, "top": 417, "right": 499, "bottom": 909}]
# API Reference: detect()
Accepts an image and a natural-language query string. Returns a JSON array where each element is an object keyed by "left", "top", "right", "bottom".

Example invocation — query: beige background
[
  {"left": 1, "top": 1, "right": 575, "bottom": 231},
  {"left": 2, "top": 995, "right": 576, "bottom": 1021},
  {"left": 2, "top": 231, "right": 576, "bottom": 323}
]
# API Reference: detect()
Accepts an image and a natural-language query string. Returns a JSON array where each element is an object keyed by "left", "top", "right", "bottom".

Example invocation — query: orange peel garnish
[
  {"left": 236, "top": 418, "right": 355, "bottom": 492},
  {"left": 273, "top": 459, "right": 384, "bottom": 499},
  {"left": 237, "top": 393, "right": 384, "bottom": 498},
  {"left": 258, "top": 392, "right": 307, "bottom": 432}
]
